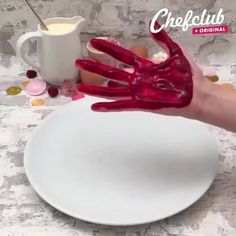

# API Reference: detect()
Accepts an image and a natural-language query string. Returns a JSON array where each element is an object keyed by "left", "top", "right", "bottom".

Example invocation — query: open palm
[{"left": 76, "top": 21, "right": 205, "bottom": 119}]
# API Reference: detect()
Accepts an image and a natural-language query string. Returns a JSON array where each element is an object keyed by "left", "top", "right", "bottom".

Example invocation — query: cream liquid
[{"left": 43, "top": 23, "right": 76, "bottom": 34}]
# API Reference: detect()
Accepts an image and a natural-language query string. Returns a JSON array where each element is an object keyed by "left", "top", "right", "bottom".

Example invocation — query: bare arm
[{"left": 197, "top": 79, "right": 236, "bottom": 132}]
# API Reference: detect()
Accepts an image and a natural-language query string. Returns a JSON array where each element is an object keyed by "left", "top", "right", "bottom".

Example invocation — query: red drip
[{"left": 76, "top": 21, "right": 193, "bottom": 111}]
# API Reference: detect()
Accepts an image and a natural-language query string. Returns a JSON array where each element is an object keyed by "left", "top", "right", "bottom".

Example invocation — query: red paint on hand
[{"left": 76, "top": 21, "right": 193, "bottom": 112}]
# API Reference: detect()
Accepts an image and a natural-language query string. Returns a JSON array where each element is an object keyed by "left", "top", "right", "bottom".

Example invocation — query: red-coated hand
[{"left": 76, "top": 21, "right": 193, "bottom": 112}]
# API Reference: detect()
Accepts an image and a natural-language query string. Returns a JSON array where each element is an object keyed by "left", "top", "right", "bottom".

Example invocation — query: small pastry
[
  {"left": 202, "top": 68, "right": 219, "bottom": 82},
  {"left": 26, "top": 79, "right": 47, "bottom": 96},
  {"left": 31, "top": 98, "right": 45, "bottom": 106},
  {"left": 151, "top": 52, "right": 168, "bottom": 64},
  {"left": 129, "top": 44, "right": 149, "bottom": 58},
  {"left": 81, "top": 43, "right": 149, "bottom": 86},
  {"left": 221, "top": 83, "right": 234, "bottom": 89},
  {"left": 80, "top": 69, "right": 106, "bottom": 86}
]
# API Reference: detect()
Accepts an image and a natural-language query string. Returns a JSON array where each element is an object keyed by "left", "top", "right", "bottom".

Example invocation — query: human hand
[{"left": 76, "top": 21, "right": 205, "bottom": 119}]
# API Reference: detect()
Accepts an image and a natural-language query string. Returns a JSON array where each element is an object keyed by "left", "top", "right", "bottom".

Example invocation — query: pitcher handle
[{"left": 16, "top": 31, "right": 42, "bottom": 70}]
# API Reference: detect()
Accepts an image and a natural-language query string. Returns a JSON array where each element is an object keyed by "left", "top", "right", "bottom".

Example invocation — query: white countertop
[{"left": 0, "top": 54, "right": 236, "bottom": 235}]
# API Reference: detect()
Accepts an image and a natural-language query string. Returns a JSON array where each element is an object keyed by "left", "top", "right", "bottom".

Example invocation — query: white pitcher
[{"left": 17, "top": 16, "right": 85, "bottom": 85}]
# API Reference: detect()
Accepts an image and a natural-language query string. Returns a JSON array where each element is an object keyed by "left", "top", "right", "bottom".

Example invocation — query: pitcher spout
[{"left": 71, "top": 16, "right": 86, "bottom": 31}]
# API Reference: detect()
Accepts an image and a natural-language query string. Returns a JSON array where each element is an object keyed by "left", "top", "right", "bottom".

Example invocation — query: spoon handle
[{"left": 24, "top": 0, "right": 49, "bottom": 31}]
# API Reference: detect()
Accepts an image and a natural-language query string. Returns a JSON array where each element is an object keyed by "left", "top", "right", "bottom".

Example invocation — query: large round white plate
[{"left": 24, "top": 96, "right": 218, "bottom": 226}]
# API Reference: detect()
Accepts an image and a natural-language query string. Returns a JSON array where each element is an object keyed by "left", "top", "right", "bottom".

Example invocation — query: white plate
[{"left": 24, "top": 96, "right": 218, "bottom": 226}]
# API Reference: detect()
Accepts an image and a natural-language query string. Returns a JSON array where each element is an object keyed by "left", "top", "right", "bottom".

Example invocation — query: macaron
[
  {"left": 22, "top": 80, "right": 31, "bottom": 88},
  {"left": 26, "top": 79, "right": 47, "bottom": 96},
  {"left": 206, "top": 75, "right": 219, "bottom": 82},
  {"left": 6, "top": 86, "right": 22, "bottom": 95},
  {"left": 31, "top": 98, "right": 45, "bottom": 106},
  {"left": 221, "top": 82, "right": 234, "bottom": 89}
]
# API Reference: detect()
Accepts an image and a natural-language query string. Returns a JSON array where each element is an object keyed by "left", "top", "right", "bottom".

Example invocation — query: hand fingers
[
  {"left": 76, "top": 59, "right": 132, "bottom": 83},
  {"left": 150, "top": 21, "right": 181, "bottom": 57},
  {"left": 178, "top": 43, "right": 203, "bottom": 75},
  {"left": 107, "top": 80, "right": 128, "bottom": 88},
  {"left": 177, "top": 43, "right": 194, "bottom": 64},
  {"left": 91, "top": 98, "right": 189, "bottom": 112},
  {"left": 90, "top": 38, "right": 153, "bottom": 67},
  {"left": 91, "top": 99, "right": 139, "bottom": 111},
  {"left": 77, "top": 84, "right": 130, "bottom": 98}
]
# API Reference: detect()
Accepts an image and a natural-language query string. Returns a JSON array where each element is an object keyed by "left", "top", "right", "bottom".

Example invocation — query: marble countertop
[{"left": 0, "top": 55, "right": 236, "bottom": 236}]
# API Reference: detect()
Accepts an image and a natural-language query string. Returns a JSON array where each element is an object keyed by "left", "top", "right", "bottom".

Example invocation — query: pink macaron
[{"left": 26, "top": 79, "right": 47, "bottom": 96}]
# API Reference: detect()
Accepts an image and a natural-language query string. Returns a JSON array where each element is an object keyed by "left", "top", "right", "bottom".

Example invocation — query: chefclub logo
[{"left": 150, "top": 8, "right": 228, "bottom": 35}]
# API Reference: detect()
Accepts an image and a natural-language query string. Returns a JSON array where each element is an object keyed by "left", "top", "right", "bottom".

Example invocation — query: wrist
[
  {"left": 194, "top": 79, "right": 217, "bottom": 121},
  {"left": 186, "top": 78, "right": 218, "bottom": 121},
  {"left": 189, "top": 78, "right": 236, "bottom": 132}
]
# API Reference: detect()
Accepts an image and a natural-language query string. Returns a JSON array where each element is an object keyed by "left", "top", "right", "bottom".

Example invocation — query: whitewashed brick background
[{"left": 0, "top": 0, "right": 236, "bottom": 235}]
